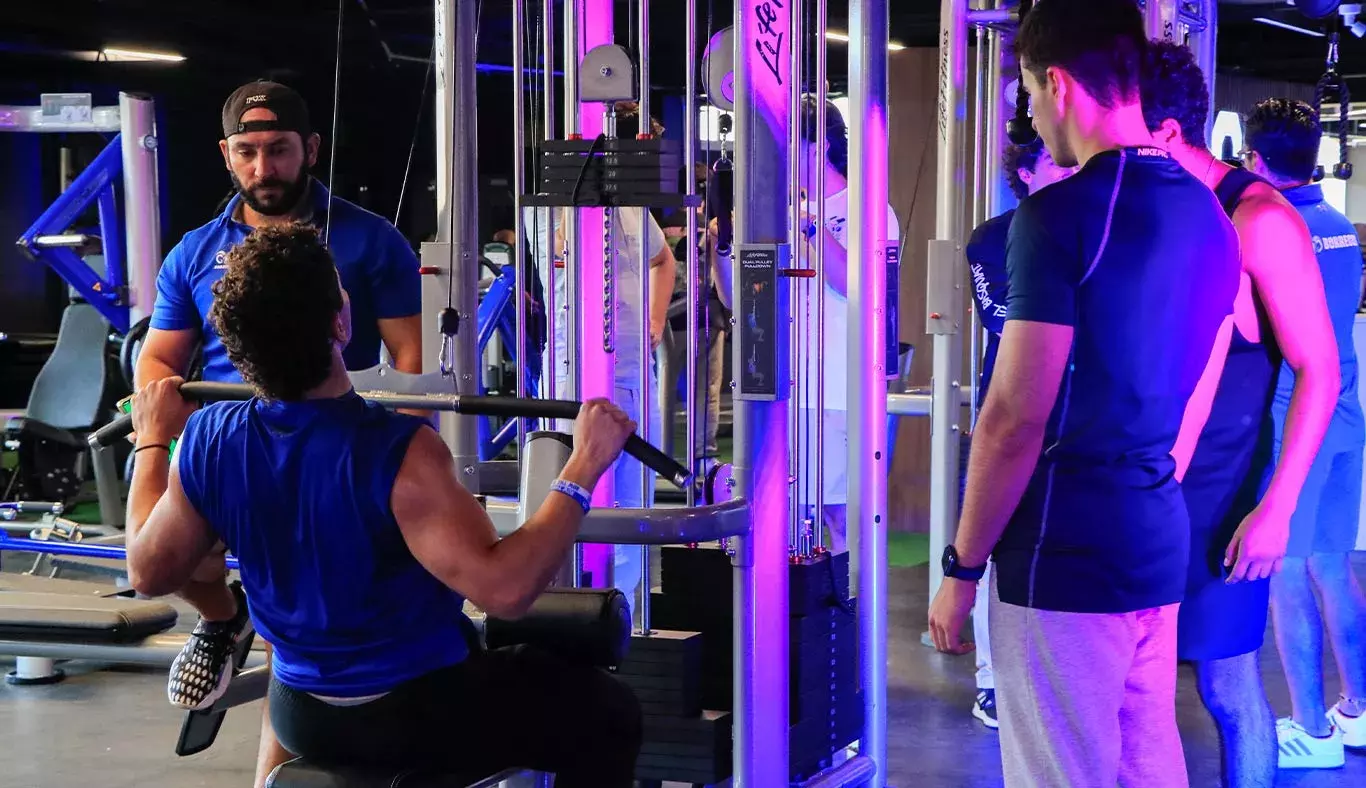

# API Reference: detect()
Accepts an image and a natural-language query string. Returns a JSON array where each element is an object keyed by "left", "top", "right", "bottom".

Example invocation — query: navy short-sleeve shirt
[
  {"left": 151, "top": 179, "right": 421, "bottom": 382},
  {"left": 965, "top": 209, "right": 1014, "bottom": 404},
  {"left": 992, "top": 147, "right": 1241, "bottom": 614}
]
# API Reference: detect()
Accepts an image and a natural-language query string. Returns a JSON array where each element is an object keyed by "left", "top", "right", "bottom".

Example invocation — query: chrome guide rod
[
  {"left": 789, "top": 0, "right": 805, "bottom": 554},
  {"left": 968, "top": 12, "right": 986, "bottom": 428},
  {"left": 119, "top": 92, "right": 161, "bottom": 326},
  {"left": 814, "top": 0, "right": 828, "bottom": 554}
]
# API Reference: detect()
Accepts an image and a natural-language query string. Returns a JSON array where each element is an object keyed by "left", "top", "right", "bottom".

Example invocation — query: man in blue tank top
[
  {"left": 960, "top": 137, "right": 1076, "bottom": 731},
  {"left": 1242, "top": 98, "right": 1366, "bottom": 768},
  {"left": 928, "top": 3, "right": 1240, "bottom": 784},
  {"left": 124, "top": 224, "right": 641, "bottom": 786},
  {"left": 1144, "top": 46, "right": 1340, "bottom": 788}
]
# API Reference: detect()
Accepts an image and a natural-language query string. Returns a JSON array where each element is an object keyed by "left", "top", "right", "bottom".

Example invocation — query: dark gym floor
[{"left": 3, "top": 560, "right": 1365, "bottom": 788}]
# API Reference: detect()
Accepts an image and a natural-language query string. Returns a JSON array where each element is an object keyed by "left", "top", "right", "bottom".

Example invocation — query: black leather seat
[
  {"left": 266, "top": 760, "right": 526, "bottom": 788},
  {"left": 4, "top": 303, "right": 114, "bottom": 501}
]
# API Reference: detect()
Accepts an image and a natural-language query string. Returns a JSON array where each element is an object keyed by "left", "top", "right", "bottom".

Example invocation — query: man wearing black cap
[{"left": 133, "top": 80, "right": 424, "bottom": 786}]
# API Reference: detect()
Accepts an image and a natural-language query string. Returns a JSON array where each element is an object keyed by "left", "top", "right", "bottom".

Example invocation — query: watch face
[{"left": 941, "top": 546, "right": 956, "bottom": 575}]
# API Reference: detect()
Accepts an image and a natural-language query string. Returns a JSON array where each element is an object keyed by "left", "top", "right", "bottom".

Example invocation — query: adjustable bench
[
  {"left": 0, "top": 591, "right": 178, "bottom": 684},
  {"left": 266, "top": 761, "right": 534, "bottom": 788}
]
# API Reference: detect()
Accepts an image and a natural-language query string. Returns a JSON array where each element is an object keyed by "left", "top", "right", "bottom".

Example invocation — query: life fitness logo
[{"left": 1312, "top": 234, "right": 1358, "bottom": 255}]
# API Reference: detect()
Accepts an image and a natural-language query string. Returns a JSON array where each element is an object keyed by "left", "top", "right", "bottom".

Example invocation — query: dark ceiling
[{"left": 2, "top": 1, "right": 1364, "bottom": 95}]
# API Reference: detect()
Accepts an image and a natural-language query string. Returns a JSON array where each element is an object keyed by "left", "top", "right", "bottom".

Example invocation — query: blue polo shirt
[
  {"left": 151, "top": 180, "right": 422, "bottom": 382},
  {"left": 965, "top": 209, "right": 1013, "bottom": 405},
  {"left": 992, "top": 147, "right": 1241, "bottom": 614},
  {"left": 1272, "top": 184, "right": 1364, "bottom": 451}
]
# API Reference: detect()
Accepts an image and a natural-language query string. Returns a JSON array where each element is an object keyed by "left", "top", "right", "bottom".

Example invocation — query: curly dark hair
[
  {"left": 1003, "top": 139, "right": 1045, "bottom": 200},
  {"left": 1015, "top": 0, "right": 1145, "bottom": 110},
  {"left": 1139, "top": 41, "right": 1210, "bottom": 148},
  {"left": 209, "top": 224, "right": 343, "bottom": 401},
  {"left": 1246, "top": 98, "right": 1322, "bottom": 183}
]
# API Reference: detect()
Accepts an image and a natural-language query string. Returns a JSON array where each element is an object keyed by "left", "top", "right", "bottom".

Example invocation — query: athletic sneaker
[
  {"left": 1276, "top": 717, "right": 1344, "bottom": 769},
  {"left": 972, "top": 689, "right": 999, "bottom": 730},
  {"left": 167, "top": 581, "right": 254, "bottom": 711},
  {"left": 1327, "top": 700, "right": 1366, "bottom": 748}
]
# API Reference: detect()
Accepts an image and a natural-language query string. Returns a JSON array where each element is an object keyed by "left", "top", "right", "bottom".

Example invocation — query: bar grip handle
[{"left": 88, "top": 387, "right": 693, "bottom": 488}]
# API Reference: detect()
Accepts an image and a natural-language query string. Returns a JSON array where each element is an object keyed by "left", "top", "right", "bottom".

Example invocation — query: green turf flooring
[{"left": 888, "top": 531, "right": 931, "bottom": 568}]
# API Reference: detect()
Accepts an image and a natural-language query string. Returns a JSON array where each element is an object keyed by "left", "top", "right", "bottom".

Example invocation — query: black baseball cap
[{"left": 221, "top": 81, "right": 312, "bottom": 140}]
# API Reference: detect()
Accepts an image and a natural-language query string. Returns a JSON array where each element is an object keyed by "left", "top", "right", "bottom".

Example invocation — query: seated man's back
[
  {"left": 178, "top": 394, "right": 471, "bottom": 697},
  {"left": 997, "top": 146, "right": 1241, "bottom": 614}
]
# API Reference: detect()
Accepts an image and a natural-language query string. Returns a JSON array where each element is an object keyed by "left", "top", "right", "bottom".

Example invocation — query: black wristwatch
[{"left": 942, "top": 545, "right": 987, "bottom": 582}]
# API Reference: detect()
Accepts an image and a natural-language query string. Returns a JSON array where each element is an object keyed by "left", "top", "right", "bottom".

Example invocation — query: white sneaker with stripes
[{"left": 1276, "top": 717, "right": 1344, "bottom": 769}]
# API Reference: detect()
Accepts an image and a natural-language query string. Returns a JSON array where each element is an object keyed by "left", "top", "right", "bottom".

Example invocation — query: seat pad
[
  {"left": 0, "top": 592, "right": 177, "bottom": 643},
  {"left": 267, "top": 760, "right": 523, "bottom": 788},
  {"left": 6, "top": 417, "right": 84, "bottom": 448}
]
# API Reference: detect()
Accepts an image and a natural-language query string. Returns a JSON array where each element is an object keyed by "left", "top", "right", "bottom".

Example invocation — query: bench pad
[{"left": 0, "top": 592, "right": 177, "bottom": 643}]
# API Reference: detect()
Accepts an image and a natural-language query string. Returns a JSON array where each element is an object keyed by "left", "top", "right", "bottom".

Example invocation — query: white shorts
[{"left": 795, "top": 409, "right": 848, "bottom": 507}]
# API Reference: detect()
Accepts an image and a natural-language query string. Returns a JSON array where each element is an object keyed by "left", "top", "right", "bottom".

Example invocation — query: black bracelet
[{"left": 134, "top": 443, "right": 172, "bottom": 455}]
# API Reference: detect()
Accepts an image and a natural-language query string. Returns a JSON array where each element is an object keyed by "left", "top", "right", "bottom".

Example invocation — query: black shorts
[{"left": 269, "top": 645, "right": 642, "bottom": 788}]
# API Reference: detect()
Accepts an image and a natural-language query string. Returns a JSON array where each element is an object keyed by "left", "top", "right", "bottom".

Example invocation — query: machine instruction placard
[{"left": 736, "top": 244, "right": 788, "bottom": 401}]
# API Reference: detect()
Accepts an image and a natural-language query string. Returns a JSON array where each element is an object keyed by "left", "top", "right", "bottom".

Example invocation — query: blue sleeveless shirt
[{"left": 177, "top": 392, "right": 472, "bottom": 697}]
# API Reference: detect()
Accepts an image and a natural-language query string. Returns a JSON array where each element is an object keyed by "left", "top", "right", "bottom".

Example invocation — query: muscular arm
[
  {"left": 649, "top": 244, "right": 677, "bottom": 345},
  {"left": 134, "top": 328, "right": 199, "bottom": 388},
  {"left": 1238, "top": 192, "right": 1340, "bottom": 513},
  {"left": 378, "top": 315, "right": 423, "bottom": 374},
  {"left": 392, "top": 427, "right": 593, "bottom": 619},
  {"left": 954, "top": 320, "right": 1072, "bottom": 566},
  {"left": 126, "top": 446, "right": 220, "bottom": 597}
]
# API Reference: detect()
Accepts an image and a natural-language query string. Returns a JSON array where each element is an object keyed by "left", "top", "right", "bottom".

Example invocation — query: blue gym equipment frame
[
  {"left": 475, "top": 261, "right": 543, "bottom": 460},
  {"left": 15, "top": 133, "right": 133, "bottom": 334}
]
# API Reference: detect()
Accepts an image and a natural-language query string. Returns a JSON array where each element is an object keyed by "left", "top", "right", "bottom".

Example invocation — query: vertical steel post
[
  {"left": 789, "top": 1, "right": 805, "bottom": 553},
  {"left": 1196, "top": 1, "right": 1218, "bottom": 144},
  {"left": 734, "top": 0, "right": 792, "bottom": 782},
  {"left": 684, "top": 0, "right": 700, "bottom": 505},
  {"left": 928, "top": 0, "right": 967, "bottom": 598},
  {"left": 813, "top": 0, "right": 828, "bottom": 554},
  {"left": 849, "top": 0, "right": 890, "bottom": 778},
  {"left": 512, "top": 0, "right": 529, "bottom": 448},
  {"left": 119, "top": 92, "right": 161, "bottom": 325},
  {"left": 428, "top": 0, "right": 481, "bottom": 483},
  {"left": 968, "top": 17, "right": 986, "bottom": 427},
  {"left": 984, "top": 3, "right": 1004, "bottom": 220}
]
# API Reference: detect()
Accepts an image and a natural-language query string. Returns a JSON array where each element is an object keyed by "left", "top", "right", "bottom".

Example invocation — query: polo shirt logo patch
[
  {"left": 214, "top": 250, "right": 229, "bottom": 269},
  {"left": 1314, "top": 233, "right": 1357, "bottom": 254}
]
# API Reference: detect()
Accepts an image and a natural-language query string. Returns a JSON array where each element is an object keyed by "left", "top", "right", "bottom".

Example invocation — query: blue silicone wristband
[{"left": 550, "top": 479, "right": 592, "bottom": 513}]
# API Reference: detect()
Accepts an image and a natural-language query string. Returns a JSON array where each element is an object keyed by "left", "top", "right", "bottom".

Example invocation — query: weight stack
[
  {"left": 653, "top": 546, "right": 863, "bottom": 776},
  {"left": 617, "top": 630, "right": 732, "bottom": 785}
]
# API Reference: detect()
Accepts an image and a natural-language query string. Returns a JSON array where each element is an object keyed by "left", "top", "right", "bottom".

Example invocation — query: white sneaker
[
  {"left": 1327, "top": 701, "right": 1366, "bottom": 748},
  {"left": 1276, "top": 717, "right": 1345, "bottom": 769}
]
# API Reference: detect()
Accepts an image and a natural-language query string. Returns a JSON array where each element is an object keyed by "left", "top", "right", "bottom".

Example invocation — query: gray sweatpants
[{"left": 989, "top": 572, "right": 1189, "bottom": 788}]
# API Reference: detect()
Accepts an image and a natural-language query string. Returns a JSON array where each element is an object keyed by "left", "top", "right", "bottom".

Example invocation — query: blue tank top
[
  {"left": 1273, "top": 184, "right": 1364, "bottom": 451},
  {"left": 177, "top": 392, "right": 472, "bottom": 697},
  {"left": 1184, "top": 169, "right": 1281, "bottom": 516}
]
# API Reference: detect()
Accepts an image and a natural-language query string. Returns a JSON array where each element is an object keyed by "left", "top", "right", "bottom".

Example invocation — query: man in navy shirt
[
  {"left": 1241, "top": 98, "right": 1366, "bottom": 768},
  {"left": 1144, "top": 47, "right": 1340, "bottom": 788},
  {"left": 134, "top": 81, "right": 424, "bottom": 786},
  {"left": 125, "top": 224, "right": 640, "bottom": 786},
  {"left": 928, "top": 2, "right": 1240, "bottom": 785},
  {"left": 961, "top": 138, "right": 1076, "bottom": 731}
]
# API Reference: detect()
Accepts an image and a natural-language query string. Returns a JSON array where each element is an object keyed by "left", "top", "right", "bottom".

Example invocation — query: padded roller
[
  {"left": 266, "top": 760, "right": 523, "bottom": 788},
  {"left": 0, "top": 592, "right": 176, "bottom": 643},
  {"left": 484, "top": 588, "right": 631, "bottom": 669}
]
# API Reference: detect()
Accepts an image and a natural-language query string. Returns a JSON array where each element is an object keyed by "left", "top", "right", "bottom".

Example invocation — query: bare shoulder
[
  {"left": 393, "top": 425, "right": 455, "bottom": 498},
  {"left": 1231, "top": 182, "right": 1297, "bottom": 228}
]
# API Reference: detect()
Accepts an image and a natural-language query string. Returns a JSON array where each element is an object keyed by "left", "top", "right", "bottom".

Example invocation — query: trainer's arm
[
  {"left": 1238, "top": 193, "right": 1339, "bottom": 513},
  {"left": 127, "top": 446, "right": 220, "bottom": 597},
  {"left": 647, "top": 217, "right": 678, "bottom": 347},
  {"left": 393, "top": 427, "right": 595, "bottom": 619},
  {"left": 378, "top": 316, "right": 423, "bottom": 374},
  {"left": 954, "top": 321, "right": 1071, "bottom": 566},
  {"left": 135, "top": 329, "right": 200, "bottom": 388}
]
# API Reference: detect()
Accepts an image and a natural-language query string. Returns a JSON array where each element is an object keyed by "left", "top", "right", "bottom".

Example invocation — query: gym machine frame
[{"left": 3, "top": 93, "right": 162, "bottom": 334}]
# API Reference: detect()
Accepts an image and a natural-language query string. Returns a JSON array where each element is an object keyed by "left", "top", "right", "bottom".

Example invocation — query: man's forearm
[
  {"left": 126, "top": 449, "right": 172, "bottom": 542},
  {"left": 649, "top": 258, "right": 675, "bottom": 328},
  {"left": 1264, "top": 367, "right": 1338, "bottom": 510},
  {"left": 954, "top": 409, "right": 1047, "bottom": 567}
]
